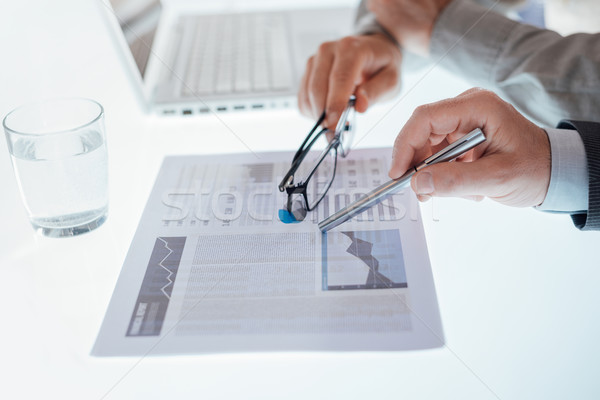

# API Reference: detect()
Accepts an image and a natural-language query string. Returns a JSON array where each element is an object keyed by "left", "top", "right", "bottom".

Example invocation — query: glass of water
[{"left": 3, "top": 98, "right": 108, "bottom": 237}]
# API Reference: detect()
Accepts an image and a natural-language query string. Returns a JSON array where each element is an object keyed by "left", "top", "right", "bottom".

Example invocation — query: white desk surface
[{"left": 1, "top": 1, "right": 599, "bottom": 399}]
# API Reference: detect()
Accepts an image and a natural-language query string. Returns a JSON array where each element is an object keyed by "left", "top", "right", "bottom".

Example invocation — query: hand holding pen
[
  {"left": 390, "top": 89, "right": 551, "bottom": 208},
  {"left": 320, "top": 89, "right": 553, "bottom": 231},
  {"left": 320, "top": 127, "right": 485, "bottom": 231}
]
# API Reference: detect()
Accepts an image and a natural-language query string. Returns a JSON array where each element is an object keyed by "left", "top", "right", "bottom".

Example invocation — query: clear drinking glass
[{"left": 3, "top": 98, "right": 109, "bottom": 237}]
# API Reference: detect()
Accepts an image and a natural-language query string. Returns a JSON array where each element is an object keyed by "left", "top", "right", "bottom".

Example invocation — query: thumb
[
  {"left": 354, "top": 65, "right": 400, "bottom": 112},
  {"left": 411, "top": 159, "right": 498, "bottom": 199}
]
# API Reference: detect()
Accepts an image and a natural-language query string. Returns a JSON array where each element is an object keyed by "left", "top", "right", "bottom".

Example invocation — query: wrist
[
  {"left": 396, "top": 0, "right": 455, "bottom": 56},
  {"left": 365, "top": 31, "right": 400, "bottom": 49}
]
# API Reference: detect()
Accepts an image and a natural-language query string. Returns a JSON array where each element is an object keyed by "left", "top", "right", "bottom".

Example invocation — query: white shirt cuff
[{"left": 537, "top": 128, "right": 588, "bottom": 212}]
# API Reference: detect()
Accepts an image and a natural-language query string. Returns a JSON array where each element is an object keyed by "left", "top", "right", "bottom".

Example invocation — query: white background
[{"left": 1, "top": 0, "right": 599, "bottom": 399}]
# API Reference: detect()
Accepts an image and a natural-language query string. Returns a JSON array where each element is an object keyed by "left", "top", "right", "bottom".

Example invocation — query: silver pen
[{"left": 318, "top": 128, "right": 486, "bottom": 232}]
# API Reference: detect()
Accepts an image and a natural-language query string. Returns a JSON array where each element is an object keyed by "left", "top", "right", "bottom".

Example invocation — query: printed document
[{"left": 93, "top": 148, "right": 443, "bottom": 356}]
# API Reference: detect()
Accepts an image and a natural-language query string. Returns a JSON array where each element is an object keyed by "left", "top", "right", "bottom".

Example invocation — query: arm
[
  {"left": 429, "top": 0, "right": 600, "bottom": 127},
  {"left": 388, "top": 88, "right": 599, "bottom": 231},
  {"left": 368, "top": 0, "right": 600, "bottom": 127},
  {"left": 297, "top": 2, "right": 402, "bottom": 128},
  {"left": 297, "top": 0, "right": 439, "bottom": 126}
]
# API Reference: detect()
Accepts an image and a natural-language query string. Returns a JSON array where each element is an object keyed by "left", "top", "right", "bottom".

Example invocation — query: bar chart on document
[{"left": 93, "top": 149, "right": 443, "bottom": 356}]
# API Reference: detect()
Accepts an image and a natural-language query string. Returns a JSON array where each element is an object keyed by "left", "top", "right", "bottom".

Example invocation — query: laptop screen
[{"left": 109, "top": 0, "right": 162, "bottom": 78}]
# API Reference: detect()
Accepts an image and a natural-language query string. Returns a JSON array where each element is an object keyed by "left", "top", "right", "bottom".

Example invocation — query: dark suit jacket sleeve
[{"left": 557, "top": 120, "right": 600, "bottom": 230}]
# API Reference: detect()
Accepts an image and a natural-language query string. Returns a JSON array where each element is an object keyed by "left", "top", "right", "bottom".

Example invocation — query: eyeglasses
[{"left": 279, "top": 96, "right": 356, "bottom": 222}]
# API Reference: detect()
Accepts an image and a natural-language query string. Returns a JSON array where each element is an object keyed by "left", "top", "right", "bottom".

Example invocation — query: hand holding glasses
[
  {"left": 279, "top": 98, "right": 487, "bottom": 229},
  {"left": 279, "top": 96, "right": 356, "bottom": 222}
]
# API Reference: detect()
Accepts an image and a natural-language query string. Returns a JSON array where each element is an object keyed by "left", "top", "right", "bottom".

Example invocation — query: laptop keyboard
[{"left": 181, "top": 13, "right": 294, "bottom": 97}]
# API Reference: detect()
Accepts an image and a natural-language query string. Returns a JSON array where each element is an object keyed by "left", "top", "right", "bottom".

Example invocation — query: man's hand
[
  {"left": 367, "top": 0, "right": 453, "bottom": 55},
  {"left": 389, "top": 89, "right": 551, "bottom": 207},
  {"left": 298, "top": 33, "right": 402, "bottom": 128}
]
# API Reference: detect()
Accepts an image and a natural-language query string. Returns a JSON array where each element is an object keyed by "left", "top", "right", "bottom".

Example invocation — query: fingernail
[
  {"left": 417, "top": 194, "right": 432, "bottom": 203},
  {"left": 415, "top": 172, "right": 434, "bottom": 195}
]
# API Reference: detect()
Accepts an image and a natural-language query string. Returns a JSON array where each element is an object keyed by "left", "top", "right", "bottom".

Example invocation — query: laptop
[{"left": 100, "top": 0, "right": 354, "bottom": 116}]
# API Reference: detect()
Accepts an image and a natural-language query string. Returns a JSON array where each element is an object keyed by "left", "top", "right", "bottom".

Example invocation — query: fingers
[
  {"left": 354, "top": 63, "right": 400, "bottom": 113},
  {"left": 299, "top": 34, "right": 400, "bottom": 126},
  {"left": 387, "top": 88, "right": 551, "bottom": 208},
  {"left": 297, "top": 56, "right": 314, "bottom": 118},
  {"left": 326, "top": 37, "right": 367, "bottom": 128},
  {"left": 298, "top": 37, "right": 365, "bottom": 127},
  {"left": 410, "top": 157, "right": 502, "bottom": 199},
  {"left": 389, "top": 89, "right": 502, "bottom": 178},
  {"left": 308, "top": 42, "right": 335, "bottom": 119}
]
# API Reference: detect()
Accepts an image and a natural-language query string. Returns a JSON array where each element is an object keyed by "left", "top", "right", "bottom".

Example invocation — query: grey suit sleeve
[
  {"left": 430, "top": 0, "right": 600, "bottom": 127},
  {"left": 556, "top": 120, "right": 600, "bottom": 231}
]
